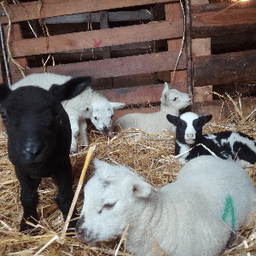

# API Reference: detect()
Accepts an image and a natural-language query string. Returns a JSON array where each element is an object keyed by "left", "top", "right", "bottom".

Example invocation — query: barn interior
[{"left": 0, "top": 0, "right": 256, "bottom": 255}]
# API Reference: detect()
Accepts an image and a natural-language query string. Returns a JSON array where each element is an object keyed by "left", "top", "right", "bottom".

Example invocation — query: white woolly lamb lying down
[
  {"left": 12, "top": 73, "right": 125, "bottom": 153},
  {"left": 111, "top": 82, "right": 190, "bottom": 135},
  {"left": 76, "top": 156, "right": 256, "bottom": 256}
]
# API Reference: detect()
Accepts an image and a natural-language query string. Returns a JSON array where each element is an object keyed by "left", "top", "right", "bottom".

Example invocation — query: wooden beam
[
  {"left": 45, "top": 10, "right": 152, "bottom": 24},
  {"left": 9, "top": 20, "right": 183, "bottom": 58},
  {"left": 1, "top": 0, "right": 176, "bottom": 24},
  {"left": 10, "top": 50, "right": 186, "bottom": 83},
  {"left": 99, "top": 84, "right": 165, "bottom": 104},
  {"left": 191, "top": 3, "right": 256, "bottom": 38},
  {"left": 193, "top": 50, "right": 256, "bottom": 87}
]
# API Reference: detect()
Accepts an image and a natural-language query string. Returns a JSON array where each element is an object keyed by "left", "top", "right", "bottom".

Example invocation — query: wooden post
[
  {"left": 165, "top": 2, "right": 187, "bottom": 93},
  {"left": 4, "top": 23, "right": 27, "bottom": 83},
  {"left": 184, "top": 0, "right": 194, "bottom": 105},
  {"left": 99, "top": 11, "right": 112, "bottom": 88},
  {"left": 191, "top": 0, "right": 212, "bottom": 104}
]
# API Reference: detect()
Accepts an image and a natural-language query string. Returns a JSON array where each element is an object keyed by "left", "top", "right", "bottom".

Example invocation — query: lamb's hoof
[
  {"left": 20, "top": 217, "right": 40, "bottom": 235},
  {"left": 20, "top": 222, "right": 41, "bottom": 236}
]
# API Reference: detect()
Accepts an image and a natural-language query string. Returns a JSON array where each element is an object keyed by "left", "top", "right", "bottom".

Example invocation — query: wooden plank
[
  {"left": 191, "top": 3, "right": 256, "bottom": 38},
  {"left": 10, "top": 50, "right": 186, "bottom": 83},
  {"left": 193, "top": 50, "right": 256, "bottom": 87},
  {"left": 99, "top": 84, "right": 165, "bottom": 104},
  {"left": 1, "top": 0, "right": 176, "bottom": 24},
  {"left": 45, "top": 10, "right": 152, "bottom": 24},
  {"left": 9, "top": 20, "right": 183, "bottom": 58}
]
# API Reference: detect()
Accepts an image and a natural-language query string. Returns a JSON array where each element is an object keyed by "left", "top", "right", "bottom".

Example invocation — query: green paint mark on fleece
[{"left": 222, "top": 195, "right": 236, "bottom": 229}]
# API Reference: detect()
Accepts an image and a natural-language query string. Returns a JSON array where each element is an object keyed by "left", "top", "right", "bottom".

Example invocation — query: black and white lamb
[
  {"left": 167, "top": 111, "right": 256, "bottom": 166},
  {"left": 0, "top": 76, "right": 91, "bottom": 231},
  {"left": 111, "top": 82, "right": 191, "bottom": 135},
  {"left": 12, "top": 73, "right": 125, "bottom": 153},
  {"left": 76, "top": 156, "right": 256, "bottom": 256}
]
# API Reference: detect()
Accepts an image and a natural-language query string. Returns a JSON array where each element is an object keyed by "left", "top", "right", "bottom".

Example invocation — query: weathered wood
[
  {"left": 100, "top": 11, "right": 112, "bottom": 88},
  {"left": 10, "top": 50, "right": 186, "bottom": 83},
  {"left": 191, "top": 3, "right": 256, "bottom": 38},
  {"left": 185, "top": 0, "right": 194, "bottom": 102},
  {"left": 9, "top": 20, "right": 183, "bottom": 58},
  {"left": 45, "top": 10, "right": 152, "bottom": 24},
  {"left": 194, "top": 50, "right": 256, "bottom": 87},
  {"left": 99, "top": 84, "right": 165, "bottom": 104},
  {"left": 1, "top": 0, "right": 176, "bottom": 24}
]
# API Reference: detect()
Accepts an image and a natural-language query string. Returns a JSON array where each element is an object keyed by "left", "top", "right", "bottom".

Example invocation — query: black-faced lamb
[
  {"left": 12, "top": 73, "right": 125, "bottom": 153},
  {"left": 167, "top": 111, "right": 256, "bottom": 166},
  {"left": 111, "top": 82, "right": 190, "bottom": 135},
  {"left": 0, "top": 76, "right": 91, "bottom": 231},
  {"left": 76, "top": 156, "right": 256, "bottom": 256}
]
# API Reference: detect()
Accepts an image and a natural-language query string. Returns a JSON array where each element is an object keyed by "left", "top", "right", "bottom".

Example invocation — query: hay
[{"left": 1, "top": 112, "right": 256, "bottom": 255}]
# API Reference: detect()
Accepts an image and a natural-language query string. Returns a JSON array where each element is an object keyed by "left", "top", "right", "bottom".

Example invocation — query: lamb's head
[
  {"left": 0, "top": 76, "right": 91, "bottom": 166},
  {"left": 91, "top": 100, "right": 125, "bottom": 135},
  {"left": 161, "top": 82, "right": 191, "bottom": 110},
  {"left": 166, "top": 112, "right": 212, "bottom": 145},
  {"left": 76, "top": 159, "right": 151, "bottom": 244}
]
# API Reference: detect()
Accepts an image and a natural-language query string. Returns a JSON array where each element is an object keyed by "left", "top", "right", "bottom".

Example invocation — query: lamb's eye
[
  {"left": 103, "top": 202, "right": 116, "bottom": 210},
  {"left": 173, "top": 97, "right": 177, "bottom": 101},
  {"left": 0, "top": 109, "right": 7, "bottom": 122},
  {"left": 94, "top": 117, "right": 98, "bottom": 121}
]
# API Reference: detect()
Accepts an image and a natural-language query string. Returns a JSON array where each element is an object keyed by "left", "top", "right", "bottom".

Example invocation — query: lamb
[
  {"left": 75, "top": 156, "right": 256, "bottom": 256},
  {"left": 111, "top": 82, "right": 191, "bottom": 135},
  {"left": 166, "top": 111, "right": 256, "bottom": 165},
  {"left": 12, "top": 73, "right": 126, "bottom": 153},
  {"left": 0, "top": 76, "right": 91, "bottom": 231}
]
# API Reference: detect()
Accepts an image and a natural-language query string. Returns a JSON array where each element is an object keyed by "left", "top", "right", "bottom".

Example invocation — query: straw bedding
[{"left": 1, "top": 112, "right": 256, "bottom": 256}]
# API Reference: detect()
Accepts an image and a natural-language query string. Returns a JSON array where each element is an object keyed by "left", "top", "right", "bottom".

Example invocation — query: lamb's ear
[
  {"left": 49, "top": 76, "right": 92, "bottom": 102},
  {"left": 124, "top": 175, "right": 152, "bottom": 198},
  {"left": 93, "top": 158, "right": 110, "bottom": 178},
  {"left": 0, "top": 83, "right": 11, "bottom": 103},
  {"left": 199, "top": 114, "right": 212, "bottom": 126},
  {"left": 110, "top": 102, "right": 126, "bottom": 110},
  {"left": 93, "top": 158, "right": 120, "bottom": 180},
  {"left": 166, "top": 114, "right": 180, "bottom": 126},
  {"left": 163, "top": 82, "right": 169, "bottom": 93},
  {"left": 162, "top": 82, "right": 169, "bottom": 100}
]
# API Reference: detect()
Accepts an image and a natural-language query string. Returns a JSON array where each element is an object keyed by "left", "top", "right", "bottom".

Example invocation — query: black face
[
  {"left": 175, "top": 119, "right": 188, "bottom": 144},
  {"left": 1, "top": 86, "right": 64, "bottom": 167},
  {"left": 166, "top": 114, "right": 187, "bottom": 143}
]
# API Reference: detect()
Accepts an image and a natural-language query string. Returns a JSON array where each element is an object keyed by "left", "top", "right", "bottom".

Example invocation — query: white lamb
[
  {"left": 12, "top": 73, "right": 125, "bottom": 153},
  {"left": 76, "top": 156, "right": 256, "bottom": 256},
  {"left": 111, "top": 82, "right": 191, "bottom": 135}
]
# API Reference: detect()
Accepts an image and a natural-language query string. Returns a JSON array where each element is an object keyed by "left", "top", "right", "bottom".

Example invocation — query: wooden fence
[{"left": 0, "top": 0, "right": 256, "bottom": 120}]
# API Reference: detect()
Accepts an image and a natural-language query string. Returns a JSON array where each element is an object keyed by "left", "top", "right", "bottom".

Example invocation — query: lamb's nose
[
  {"left": 102, "top": 126, "right": 109, "bottom": 135},
  {"left": 23, "top": 140, "right": 43, "bottom": 160},
  {"left": 186, "top": 134, "right": 194, "bottom": 139},
  {"left": 76, "top": 227, "right": 84, "bottom": 235}
]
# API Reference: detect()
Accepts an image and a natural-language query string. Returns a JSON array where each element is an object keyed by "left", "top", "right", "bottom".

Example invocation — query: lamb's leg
[
  {"left": 16, "top": 170, "right": 41, "bottom": 231},
  {"left": 79, "top": 120, "right": 88, "bottom": 147},
  {"left": 70, "top": 118, "right": 79, "bottom": 153},
  {"left": 55, "top": 160, "right": 78, "bottom": 230}
]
